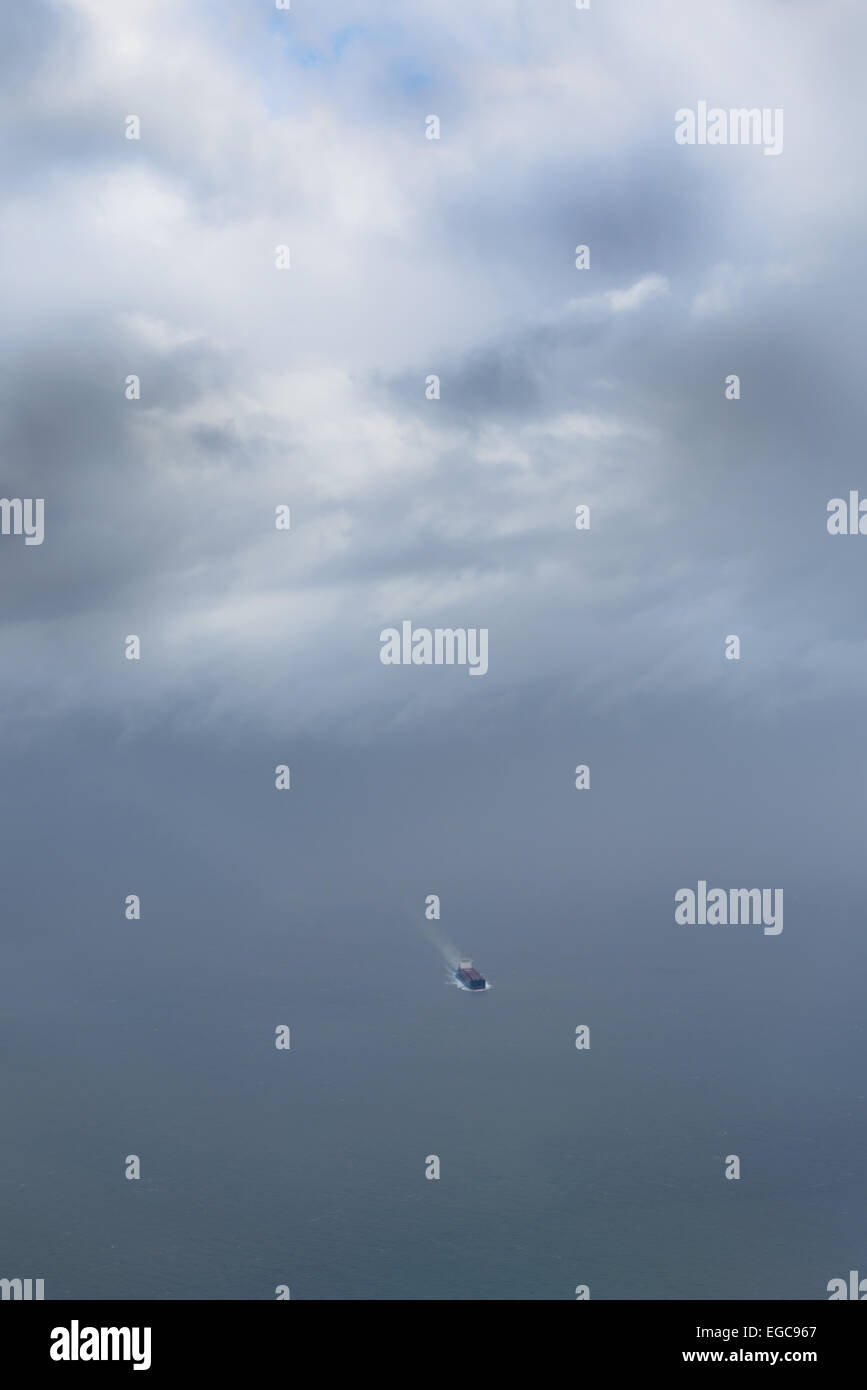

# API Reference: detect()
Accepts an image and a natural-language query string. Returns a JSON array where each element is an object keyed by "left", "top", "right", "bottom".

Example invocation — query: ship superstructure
[{"left": 455, "top": 957, "right": 486, "bottom": 990}]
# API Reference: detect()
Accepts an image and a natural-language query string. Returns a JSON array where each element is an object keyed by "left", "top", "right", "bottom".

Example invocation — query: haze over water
[
  {"left": 4, "top": 696, "right": 864, "bottom": 1299},
  {"left": 2, "top": 1, "right": 865, "bottom": 1300}
]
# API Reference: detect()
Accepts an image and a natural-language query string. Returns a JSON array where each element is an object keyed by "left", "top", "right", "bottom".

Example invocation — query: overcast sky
[{"left": 2, "top": 0, "right": 865, "bottom": 744}]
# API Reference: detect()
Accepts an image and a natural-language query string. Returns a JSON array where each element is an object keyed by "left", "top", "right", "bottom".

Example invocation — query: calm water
[{"left": 3, "top": 704, "right": 865, "bottom": 1299}]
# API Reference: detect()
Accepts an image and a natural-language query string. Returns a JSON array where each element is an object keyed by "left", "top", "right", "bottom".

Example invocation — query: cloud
[
  {"left": 606, "top": 274, "right": 670, "bottom": 313},
  {"left": 1, "top": 0, "right": 865, "bottom": 743},
  {"left": 568, "top": 273, "right": 670, "bottom": 317}
]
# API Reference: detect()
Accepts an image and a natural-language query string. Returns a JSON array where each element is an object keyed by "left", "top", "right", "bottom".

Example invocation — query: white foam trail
[
  {"left": 419, "top": 917, "right": 461, "bottom": 969},
  {"left": 413, "top": 909, "right": 488, "bottom": 985}
]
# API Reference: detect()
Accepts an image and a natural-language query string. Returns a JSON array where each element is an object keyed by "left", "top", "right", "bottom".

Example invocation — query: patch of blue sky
[{"left": 220, "top": 9, "right": 439, "bottom": 119}]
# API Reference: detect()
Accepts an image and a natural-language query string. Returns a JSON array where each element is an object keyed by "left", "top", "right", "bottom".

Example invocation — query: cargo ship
[{"left": 455, "top": 957, "right": 487, "bottom": 990}]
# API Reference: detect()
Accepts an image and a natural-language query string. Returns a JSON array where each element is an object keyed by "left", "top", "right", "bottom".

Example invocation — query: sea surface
[{"left": 3, "top": 702, "right": 865, "bottom": 1299}]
